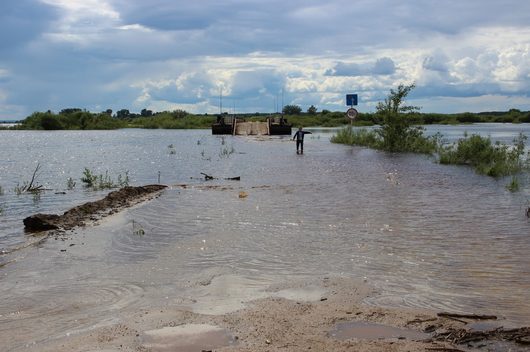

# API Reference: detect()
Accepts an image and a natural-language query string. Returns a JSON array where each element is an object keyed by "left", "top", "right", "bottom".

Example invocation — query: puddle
[
  {"left": 466, "top": 321, "right": 507, "bottom": 332},
  {"left": 186, "top": 274, "right": 268, "bottom": 315},
  {"left": 273, "top": 287, "right": 327, "bottom": 301},
  {"left": 330, "top": 321, "right": 430, "bottom": 341},
  {"left": 142, "top": 324, "right": 236, "bottom": 352}
]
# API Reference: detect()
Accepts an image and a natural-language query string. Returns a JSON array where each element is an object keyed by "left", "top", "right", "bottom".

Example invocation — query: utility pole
[
  {"left": 219, "top": 87, "right": 223, "bottom": 114},
  {"left": 282, "top": 87, "right": 283, "bottom": 116}
]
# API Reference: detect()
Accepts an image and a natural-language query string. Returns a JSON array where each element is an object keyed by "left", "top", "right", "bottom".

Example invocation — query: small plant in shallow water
[
  {"left": 81, "top": 168, "right": 129, "bottom": 190},
  {"left": 32, "top": 192, "right": 41, "bottom": 203},
  {"left": 132, "top": 220, "right": 145, "bottom": 236},
  {"left": 117, "top": 171, "right": 130, "bottom": 187},
  {"left": 14, "top": 183, "right": 24, "bottom": 195},
  {"left": 66, "top": 177, "right": 76, "bottom": 190},
  {"left": 506, "top": 176, "right": 520, "bottom": 192},
  {"left": 219, "top": 145, "right": 235, "bottom": 158},
  {"left": 13, "top": 163, "right": 44, "bottom": 194}
]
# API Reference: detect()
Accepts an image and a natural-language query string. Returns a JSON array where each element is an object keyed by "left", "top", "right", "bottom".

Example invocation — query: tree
[
  {"left": 375, "top": 83, "right": 426, "bottom": 152},
  {"left": 59, "top": 108, "right": 82, "bottom": 115},
  {"left": 41, "top": 115, "right": 64, "bottom": 130},
  {"left": 283, "top": 104, "right": 302, "bottom": 115},
  {"left": 116, "top": 109, "right": 130, "bottom": 119},
  {"left": 171, "top": 109, "right": 188, "bottom": 119},
  {"left": 141, "top": 108, "right": 153, "bottom": 117},
  {"left": 307, "top": 105, "right": 317, "bottom": 115}
]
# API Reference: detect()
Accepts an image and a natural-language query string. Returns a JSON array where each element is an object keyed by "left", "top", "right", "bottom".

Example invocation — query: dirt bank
[{"left": 23, "top": 185, "right": 167, "bottom": 232}]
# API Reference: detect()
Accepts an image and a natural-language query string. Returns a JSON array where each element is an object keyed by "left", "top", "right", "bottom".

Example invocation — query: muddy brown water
[{"left": 1, "top": 127, "right": 530, "bottom": 351}]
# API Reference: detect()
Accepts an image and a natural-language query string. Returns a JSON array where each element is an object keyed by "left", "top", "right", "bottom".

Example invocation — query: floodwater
[{"left": 1, "top": 124, "right": 530, "bottom": 350}]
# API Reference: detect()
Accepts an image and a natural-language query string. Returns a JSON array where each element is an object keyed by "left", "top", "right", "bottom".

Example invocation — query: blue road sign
[{"left": 346, "top": 94, "right": 358, "bottom": 106}]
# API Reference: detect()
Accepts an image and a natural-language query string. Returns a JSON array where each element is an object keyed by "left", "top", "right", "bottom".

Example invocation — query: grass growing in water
[
  {"left": 331, "top": 126, "right": 439, "bottom": 154},
  {"left": 438, "top": 133, "right": 529, "bottom": 177},
  {"left": 66, "top": 177, "right": 76, "bottom": 190},
  {"left": 219, "top": 145, "right": 235, "bottom": 158},
  {"left": 81, "top": 168, "right": 130, "bottom": 190},
  {"left": 330, "top": 127, "right": 379, "bottom": 148},
  {"left": 506, "top": 176, "right": 520, "bottom": 192},
  {"left": 132, "top": 220, "right": 145, "bottom": 236}
]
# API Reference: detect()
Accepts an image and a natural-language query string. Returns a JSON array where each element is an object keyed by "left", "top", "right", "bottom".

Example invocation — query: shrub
[
  {"left": 330, "top": 127, "right": 379, "bottom": 148},
  {"left": 438, "top": 133, "right": 529, "bottom": 177}
]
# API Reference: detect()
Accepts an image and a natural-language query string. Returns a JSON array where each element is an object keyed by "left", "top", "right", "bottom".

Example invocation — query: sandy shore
[{"left": 20, "top": 275, "right": 528, "bottom": 352}]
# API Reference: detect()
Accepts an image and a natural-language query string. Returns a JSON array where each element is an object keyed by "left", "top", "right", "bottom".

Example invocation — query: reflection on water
[{"left": 1, "top": 125, "right": 530, "bottom": 350}]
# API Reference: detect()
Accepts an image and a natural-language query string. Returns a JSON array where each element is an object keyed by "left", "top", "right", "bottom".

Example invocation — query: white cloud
[
  {"left": 1, "top": 0, "right": 530, "bottom": 119},
  {"left": 326, "top": 57, "right": 396, "bottom": 77}
]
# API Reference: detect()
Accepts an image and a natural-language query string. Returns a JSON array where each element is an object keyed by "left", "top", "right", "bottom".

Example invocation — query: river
[{"left": 0, "top": 124, "right": 529, "bottom": 350}]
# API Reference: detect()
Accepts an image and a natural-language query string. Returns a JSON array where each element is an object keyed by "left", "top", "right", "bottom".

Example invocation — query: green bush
[
  {"left": 330, "top": 127, "right": 379, "bottom": 147},
  {"left": 438, "top": 133, "right": 529, "bottom": 177}
]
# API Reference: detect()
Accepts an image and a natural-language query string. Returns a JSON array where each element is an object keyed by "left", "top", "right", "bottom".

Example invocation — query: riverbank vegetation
[
  {"left": 331, "top": 84, "right": 439, "bottom": 154},
  {"left": 438, "top": 133, "right": 529, "bottom": 177},
  {"left": 3, "top": 103, "right": 529, "bottom": 131},
  {"left": 331, "top": 84, "right": 530, "bottom": 180}
]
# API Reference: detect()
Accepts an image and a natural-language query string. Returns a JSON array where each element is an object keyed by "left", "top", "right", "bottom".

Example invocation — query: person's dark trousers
[{"left": 296, "top": 140, "right": 303, "bottom": 153}]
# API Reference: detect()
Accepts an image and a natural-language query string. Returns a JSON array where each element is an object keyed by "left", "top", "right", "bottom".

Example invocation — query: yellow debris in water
[{"left": 238, "top": 191, "right": 248, "bottom": 198}]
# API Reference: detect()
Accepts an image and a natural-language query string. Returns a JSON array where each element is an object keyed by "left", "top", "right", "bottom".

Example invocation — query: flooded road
[{"left": 1, "top": 126, "right": 529, "bottom": 350}]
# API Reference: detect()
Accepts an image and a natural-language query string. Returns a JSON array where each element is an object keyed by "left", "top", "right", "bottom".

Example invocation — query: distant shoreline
[{"left": 1, "top": 108, "right": 530, "bottom": 130}]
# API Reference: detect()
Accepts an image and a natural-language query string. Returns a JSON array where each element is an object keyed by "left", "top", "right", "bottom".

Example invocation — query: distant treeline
[{"left": 3, "top": 107, "right": 530, "bottom": 130}]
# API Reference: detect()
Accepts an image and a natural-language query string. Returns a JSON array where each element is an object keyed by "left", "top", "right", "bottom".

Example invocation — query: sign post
[
  {"left": 346, "top": 94, "right": 358, "bottom": 107},
  {"left": 345, "top": 94, "right": 359, "bottom": 125}
]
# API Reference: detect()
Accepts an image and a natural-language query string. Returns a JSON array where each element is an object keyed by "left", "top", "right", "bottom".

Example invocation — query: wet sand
[{"left": 10, "top": 274, "right": 527, "bottom": 352}]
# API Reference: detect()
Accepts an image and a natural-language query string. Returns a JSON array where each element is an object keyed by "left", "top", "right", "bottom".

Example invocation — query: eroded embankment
[{"left": 23, "top": 185, "right": 167, "bottom": 232}]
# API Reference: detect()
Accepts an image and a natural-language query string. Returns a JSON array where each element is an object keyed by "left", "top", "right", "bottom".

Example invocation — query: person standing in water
[{"left": 292, "top": 127, "right": 312, "bottom": 154}]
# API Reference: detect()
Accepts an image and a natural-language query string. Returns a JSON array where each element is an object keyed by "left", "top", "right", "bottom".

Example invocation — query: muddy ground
[{"left": 23, "top": 185, "right": 167, "bottom": 232}]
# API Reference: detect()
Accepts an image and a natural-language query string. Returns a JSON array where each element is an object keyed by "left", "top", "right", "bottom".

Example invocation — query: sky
[{"left": 1, "top": 0, "right": 530, "bottom": 120}]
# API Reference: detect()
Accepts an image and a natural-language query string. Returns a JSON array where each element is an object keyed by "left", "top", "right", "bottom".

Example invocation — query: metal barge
[{"left": 212, "top": 115, "right": 292, "bottom": 135}]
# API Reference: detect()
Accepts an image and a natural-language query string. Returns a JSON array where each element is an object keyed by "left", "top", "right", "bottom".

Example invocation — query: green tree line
[{"left": 5, "top": 105, "right": 530, "bottom": 130}]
